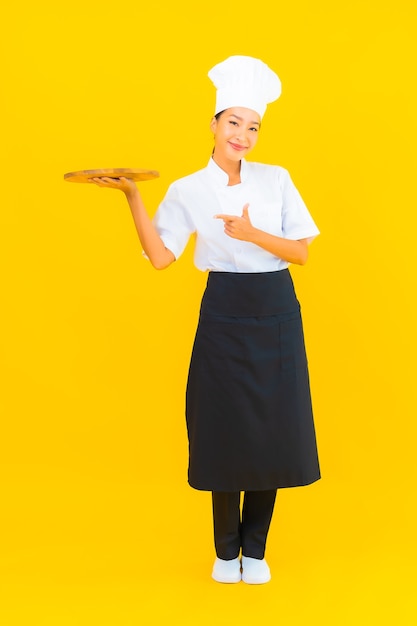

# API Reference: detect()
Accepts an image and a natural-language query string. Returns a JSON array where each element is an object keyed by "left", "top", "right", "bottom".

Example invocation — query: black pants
[{"left": 212, "top": 490, "right": 277, "bottom": 560}]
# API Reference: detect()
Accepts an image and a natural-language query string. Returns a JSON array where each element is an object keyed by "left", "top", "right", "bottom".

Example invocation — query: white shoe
[
  {"left": 212, "top": 557, "right": 242, "bottom": 583},
  {"left": 241, "top": 556, "right": 271, "bottom": 584}
]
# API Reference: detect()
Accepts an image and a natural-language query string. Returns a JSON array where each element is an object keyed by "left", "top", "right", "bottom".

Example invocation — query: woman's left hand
[
  {"left": 214, "top": 204, "right": 255, "bottom": 241},
  {"left": 216, "top": 203, "right": 309, "bottom": 265}
]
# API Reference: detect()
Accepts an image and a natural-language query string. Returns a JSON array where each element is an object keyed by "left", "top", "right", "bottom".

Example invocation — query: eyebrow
[{"left": 228, "top": 114, "right": 260, "bottom": 126}]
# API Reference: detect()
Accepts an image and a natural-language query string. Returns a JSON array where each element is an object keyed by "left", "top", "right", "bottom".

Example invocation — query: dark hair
[{"left": 212, "top": 111, "right": 224, "bottom": 154}]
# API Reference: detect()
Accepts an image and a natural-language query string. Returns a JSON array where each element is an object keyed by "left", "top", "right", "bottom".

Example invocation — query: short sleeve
[
  {"left": 150, "top": 183, "right": 195, "bottom": 260},
  {"left": 280, "top": 169, "right": 320, "bottom": 243}
]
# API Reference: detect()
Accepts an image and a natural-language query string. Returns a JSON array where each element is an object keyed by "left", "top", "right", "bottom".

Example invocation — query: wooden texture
[{"left": 64, "top": 168, "right": 159, "bottom": 183}]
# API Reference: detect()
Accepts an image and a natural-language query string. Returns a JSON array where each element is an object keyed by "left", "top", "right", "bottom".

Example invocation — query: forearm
[
  {"left": 215, "top": 208, "right": 309, "bottom": 265},
  {"left": 125, "top": 189, "right": 175, "bottom": 270},
  {"left": 249, "top": 229, "right": 308, "bottom": 265}
]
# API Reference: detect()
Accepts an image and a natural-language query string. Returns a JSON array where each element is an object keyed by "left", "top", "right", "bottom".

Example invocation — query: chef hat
[{"left": 208, "top": 55, "right": 282, "bottom": 119}]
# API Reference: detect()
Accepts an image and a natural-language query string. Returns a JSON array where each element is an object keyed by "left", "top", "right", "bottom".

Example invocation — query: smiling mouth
[{"left": 229, "top": 142, "right": 248, "bottom": 151}]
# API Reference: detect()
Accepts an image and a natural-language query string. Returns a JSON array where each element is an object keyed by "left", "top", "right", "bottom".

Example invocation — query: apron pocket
[{"left": 279, "top": 316, "right": 307, "bottom": 371}]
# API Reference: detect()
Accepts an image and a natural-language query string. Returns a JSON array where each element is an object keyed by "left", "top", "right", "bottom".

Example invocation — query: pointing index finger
[{"left": 214, "top": 214, "right": 235, "bottom": 221}]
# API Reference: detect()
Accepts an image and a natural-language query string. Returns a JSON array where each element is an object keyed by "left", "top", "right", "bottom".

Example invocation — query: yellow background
[{"left": 1, "top": 0, "right": 416, "bottom": 623}]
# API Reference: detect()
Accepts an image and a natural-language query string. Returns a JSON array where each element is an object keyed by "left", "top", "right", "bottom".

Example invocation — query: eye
[
  {"left": 229, "top": 120, "right": 238, "bottom": 126},
  {"left": 249, "top": 127, "right": 259, "bottom": 133}
]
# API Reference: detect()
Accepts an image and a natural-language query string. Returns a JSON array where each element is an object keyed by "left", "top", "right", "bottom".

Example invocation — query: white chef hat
[{"left": 208, "top": 55, "right": 282, "bottom": 119}]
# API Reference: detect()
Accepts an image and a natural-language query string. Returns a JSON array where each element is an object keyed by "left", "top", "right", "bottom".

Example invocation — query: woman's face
[{"left": 210, "top": 107, "right": 261, "bottom": 162}]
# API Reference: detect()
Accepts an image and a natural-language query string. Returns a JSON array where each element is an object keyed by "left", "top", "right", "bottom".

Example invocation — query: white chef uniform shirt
[{"left": 152, "top": 158, "right": 319, "bottom": 272}]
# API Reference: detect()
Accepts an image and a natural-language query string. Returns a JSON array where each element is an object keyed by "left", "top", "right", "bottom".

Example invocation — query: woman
[{"left": 90, "top": 55, "right": 320, "bottom": 585}]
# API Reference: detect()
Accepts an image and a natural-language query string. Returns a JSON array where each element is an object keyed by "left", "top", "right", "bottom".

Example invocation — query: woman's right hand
[{"left": 88, "top": 176, "right": 138, "bottom": 197}]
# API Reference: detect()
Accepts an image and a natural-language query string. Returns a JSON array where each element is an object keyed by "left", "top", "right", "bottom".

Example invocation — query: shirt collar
[{"left": 207, "top": 157, "right": 249, "bottom": 186}]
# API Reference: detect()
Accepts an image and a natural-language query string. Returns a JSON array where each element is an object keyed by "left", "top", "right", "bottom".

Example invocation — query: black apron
[{"left": 186, "top": 269, "right": 320, "bottom": 491}]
